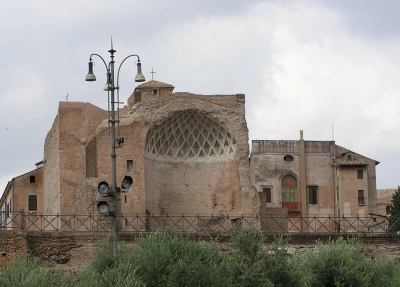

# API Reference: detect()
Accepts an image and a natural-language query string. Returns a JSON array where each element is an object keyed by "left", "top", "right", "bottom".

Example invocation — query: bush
[
  {"left": 78, "top": 228, "right": 233, "bottom": 287},
  {"left": 0, "top": 255, "right": 69, "bottom": 287},
  {"left": 293, "top": 237, "right": 373, "bottom": 287},
  {"left": 230, "top": 225, "right": 290, "bottom": 287}
]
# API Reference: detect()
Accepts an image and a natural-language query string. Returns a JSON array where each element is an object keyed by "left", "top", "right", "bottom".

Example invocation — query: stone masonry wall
[{"left": 1, "top": 231, "right": 400, "bottom": 269}]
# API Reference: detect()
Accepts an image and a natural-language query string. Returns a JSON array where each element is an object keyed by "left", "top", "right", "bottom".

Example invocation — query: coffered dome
[{"left": 145, "top": 110, "right": 236, "bottom": 162}]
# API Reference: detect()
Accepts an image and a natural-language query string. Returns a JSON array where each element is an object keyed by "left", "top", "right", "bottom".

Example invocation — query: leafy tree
[{"left": 388, "top": 186, "right": 400, "bottom": 232}]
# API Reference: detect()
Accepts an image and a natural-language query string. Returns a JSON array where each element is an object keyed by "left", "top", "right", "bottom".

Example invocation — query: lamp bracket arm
[
  {"left": 89, "top": 54, "right": 109, "bottom": 71},
  {"left": 116, "top": 54, "right": 141, "bottom": 88}
]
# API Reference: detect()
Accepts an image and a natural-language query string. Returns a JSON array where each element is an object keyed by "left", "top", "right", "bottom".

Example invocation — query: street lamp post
[{"left": 86, "top": 42, "right": 145, "bottom": 256}]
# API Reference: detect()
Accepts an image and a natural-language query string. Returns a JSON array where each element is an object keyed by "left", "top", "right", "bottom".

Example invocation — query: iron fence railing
[{"left": 1, "top": 211, "right": 399, "bottom": 234}]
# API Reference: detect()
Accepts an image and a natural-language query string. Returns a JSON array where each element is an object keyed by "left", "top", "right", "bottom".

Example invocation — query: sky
[{"left": 1, "top": 0, "right": 400, "bottom": 194}]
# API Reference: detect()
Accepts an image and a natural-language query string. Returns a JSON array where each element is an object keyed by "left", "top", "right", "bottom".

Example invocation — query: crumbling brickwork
[{"left": 0, "top": 231, "right": 27, "bottom": 268}]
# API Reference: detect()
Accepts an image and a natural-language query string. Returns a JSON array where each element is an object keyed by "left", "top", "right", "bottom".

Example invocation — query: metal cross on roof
[{"left": 150, "top": 67, "right": 156, "bottom": 80}]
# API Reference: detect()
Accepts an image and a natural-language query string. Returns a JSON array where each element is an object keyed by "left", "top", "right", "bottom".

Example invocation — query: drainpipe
[{"left": 299, "top": 131, "right": 307, "bottom": 217}]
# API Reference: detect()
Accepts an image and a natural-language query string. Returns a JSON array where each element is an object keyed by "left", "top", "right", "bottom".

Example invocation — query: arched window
[{"left": 282, "top": 175, "right": 297, "bottom": 202}]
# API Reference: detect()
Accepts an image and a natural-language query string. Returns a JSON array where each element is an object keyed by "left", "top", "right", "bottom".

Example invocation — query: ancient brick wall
[
  {"left": 132, "top": 92, "right": 256, "bottom": 216},
  {"left": 2, "top": 231, "right": 400, "bottom": 269},
  {"left": 44, "top": 114, "right": 61, "bottom": 214},
  {"left": 0, "top": 231, "right": 27, "bottom": 268}
]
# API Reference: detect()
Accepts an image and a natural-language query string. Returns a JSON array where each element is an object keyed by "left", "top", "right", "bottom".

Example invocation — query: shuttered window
[
  {"left": 28, "top": 195, "right": 37, "bottom": 211},
  {"left": 357, "top": 190, "right": 365, "bottom": 205},
  {"left": 308, "top": 186, "right": 318, "bottom": 204}
]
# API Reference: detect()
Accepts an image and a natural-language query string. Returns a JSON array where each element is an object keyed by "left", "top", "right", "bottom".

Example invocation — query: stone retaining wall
[{"left": 1, "top": 231, "right": 400, "bottom": 268}]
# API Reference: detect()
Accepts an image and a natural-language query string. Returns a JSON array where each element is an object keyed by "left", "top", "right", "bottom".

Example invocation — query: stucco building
[
  {"left": 1, "top": 80, "right": 380, "bottom": 230},
  {"left": 250, "top": 131, "right": 379, "bottom": 219}
]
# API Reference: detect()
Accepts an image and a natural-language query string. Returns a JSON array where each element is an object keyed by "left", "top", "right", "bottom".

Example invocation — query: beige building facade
[
  {"left": 1, "top": 80, "right": 380, "bottom": 228},
  {"left": 250, "top": 131, "right": 379, "bottom": 218},
  {"left": 1, "top": 162, "right": 44, "bottom": 229}
]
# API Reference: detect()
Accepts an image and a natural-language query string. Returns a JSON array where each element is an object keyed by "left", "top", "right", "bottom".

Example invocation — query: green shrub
[
  {"left": 230, "top": 225, "right": 290, "bottom": 287},
  {"left": 368, "top": 256, "right": 400, "bottom": 287},
  {"left": 134, "top": 228, "right": 229, "bottom": 286},
  {"left": 293, "top": 237, "right": 373, "bottom": 287},
  {"left": 77, "top": 235, "right": 143, "bottom": 287},
  {"left": 0, "top": 255, "right": 69, "bottom": 287}
]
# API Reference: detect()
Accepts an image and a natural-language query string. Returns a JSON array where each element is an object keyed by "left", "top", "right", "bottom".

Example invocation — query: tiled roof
[
  {"left": 135, "top": 80, "right": 175, "bottom": 91},
  {"left": 333, "top": 158, "right": 369, "bottom": 166}
]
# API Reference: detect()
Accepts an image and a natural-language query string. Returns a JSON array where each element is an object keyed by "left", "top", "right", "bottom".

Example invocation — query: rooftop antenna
[{"left": 66, "top": 93, "right": 68, "bottom": 102}]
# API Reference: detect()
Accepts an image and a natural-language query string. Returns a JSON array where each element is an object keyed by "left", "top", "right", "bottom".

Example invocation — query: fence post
[
  {"left": 20, "top": 211, "right": 25, "bottom": 230},
  {"left": 314, "top": 214, "right": 317, "bottom": 233}
]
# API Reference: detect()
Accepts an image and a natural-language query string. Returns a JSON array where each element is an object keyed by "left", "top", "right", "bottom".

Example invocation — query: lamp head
[
  {"left": 103, "top": 83, "right": 113, "bottom": 91},
  {"left": 135, "top": 62, "right": 145, "bottom": 82},
  {"left": 85, "top": 61, "right": 96, "bottom": 81}
]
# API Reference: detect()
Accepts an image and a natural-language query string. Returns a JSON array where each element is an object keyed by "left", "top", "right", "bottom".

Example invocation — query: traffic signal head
[
  {"left": 97, "top": 201, "right": 109, "bottom": 214},
  {"left": 98, "top": 181, "right": 109, "bottom": 195},
  {"left": 121, "top": 176, "right": 133, "bottom": 189}
]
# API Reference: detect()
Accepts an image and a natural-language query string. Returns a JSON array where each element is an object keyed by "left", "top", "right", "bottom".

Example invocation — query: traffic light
[
  {"left": 97, "top": 201, "right": 109, "bottom": 214},
  {"left": 97, "top": 181, "right": 110, "bottom": 214},
  {"left": 98, "top": 181, "right": 110, "bottom": 195},
  {"left": 121, "top": 176, "right": 133, "bottom": 189}
]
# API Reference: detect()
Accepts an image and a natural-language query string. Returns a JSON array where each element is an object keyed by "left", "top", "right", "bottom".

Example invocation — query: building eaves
[
  {"left": 333, "top": 158, "right": 369, "bottom": 166},
  {"left": 336, "top": 144, "right": 379, "bottom": 165}
]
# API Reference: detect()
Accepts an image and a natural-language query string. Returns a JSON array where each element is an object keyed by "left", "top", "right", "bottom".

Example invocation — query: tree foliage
[{"left": 389, "top": 186, "right": 400, "bottom": 232}]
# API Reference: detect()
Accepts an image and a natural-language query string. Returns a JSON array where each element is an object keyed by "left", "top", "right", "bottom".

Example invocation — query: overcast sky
[{"left": 1, "top": 0, "right": 400, "bottom": 196}]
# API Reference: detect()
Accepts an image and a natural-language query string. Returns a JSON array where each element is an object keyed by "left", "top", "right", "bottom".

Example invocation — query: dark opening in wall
[
  {"left": 263, "top": 187, "right": 271, "bottom": 203},
  {"left": 28, "top": 195, "right": 37, "bottom": 211},
  {"left": 127, "top": 160, "right": 135, "bottom": 172},
  {"left": 284, "top": 155, "right": 294, "bottom": 162},
  {"left": 29, "top": 176, "right": 35, "bottom": 183}
]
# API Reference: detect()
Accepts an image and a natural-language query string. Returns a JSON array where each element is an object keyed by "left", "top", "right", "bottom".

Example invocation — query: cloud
[{"left": 0, "top": 0, "right": 400, "bottom": 195}]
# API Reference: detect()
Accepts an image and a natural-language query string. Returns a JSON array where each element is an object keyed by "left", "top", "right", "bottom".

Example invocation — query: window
[
  {"left": 308, "top": 186, "right": 318, "bottom": 204},
  {"left": 347, "top": 154, "right": 353, "bottom": 161},
  {"left": 282, "top": 175, "right": 298, "bottom": 202},
  {"left": 30, "top": 176, "right": 35, "bottom": 183},
  {"left": 386, "top": 205, "right": 391, "bottom": 215},
  {"left": 127, "top": 160, "right": 135, "bottom": 172},
  {"left": 357, "top": 190, "right": 365, "bottom": 205},
  {"left": 5, "top": 203, "right": 9, "bottom": 218},
  {"left": 263, "top": 187, "right": 272, "bottom": 203},
  {"left": 28, "top": 195, "right": 37, "bottom": 211},
  {"left": 284, "top": 155, "right": 294, "bottom": 162},
  {"left": 357, "top": 170, "right": 363, "bottom": 179}
]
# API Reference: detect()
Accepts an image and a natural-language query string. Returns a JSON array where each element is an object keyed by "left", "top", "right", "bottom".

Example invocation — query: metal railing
[{"left": 1, "top": 211, "right": 399, "bottom": 234}]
